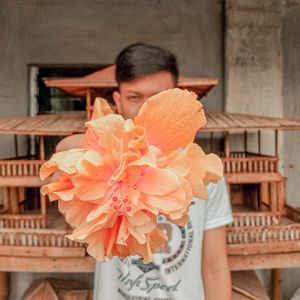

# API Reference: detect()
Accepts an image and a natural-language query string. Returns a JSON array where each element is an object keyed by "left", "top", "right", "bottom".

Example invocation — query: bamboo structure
[
  {"left": 0, "top": 115, "right": 88, "bottom": 264},
  {"left": 200, "top": 115, "right": 300, "bottom": 300},
  {"left": 0, "top": 71, "right": 299, "bottom": 298}
]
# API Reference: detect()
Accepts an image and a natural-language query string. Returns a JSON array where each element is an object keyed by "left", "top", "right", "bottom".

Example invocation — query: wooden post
[
  {"left": 271, "top": 269, "right": 282, "bottom": 300},
  {"left": 2, "top": 188, "right": 9, "bottom": 213},
  {"left": 10, "top": 188, "right": 20, "bottom": 215},
  {"left": 252, "top": 185, "right": 260, "bottom": 211},
  {"left": 270, "top": 182, "right": 278, "bottom": 213},
  {"left": 260, "top": 182, "right": 269, "bottom": 209},
  {"left": 275, "top": 130, "right": 278, "bottom": 157},
  {"left": 244, "top": 130, "right": 248, "bottom": 154},
  {"left": 39, "top": 136, "right": 45, "bottom": 161},
  {"left": 14, "top": 135, "right": 18, "bottom": 158},
  {"left": 41, "top": 194, "right": 47, "bottom": 228},
  {"left": 277, "top": 178, "right": 286, "bottom": 216},
  {"left": 18, "top": 187, "right": 25, "bottom": 213},
  {"left": 0, "top": 272, "right": 8, "bottom": 300},
  {"left": 86, "top": 88, "right": 91, "bottom": 120},
  {"left": 224, "top": 131, "right": 230, "bottom": 158},
  {"left": 258, "top": 130, "right": 261, "bottom": 155},
  {"left": 226, "top": 183, "right": 231, "bottom": 199}
]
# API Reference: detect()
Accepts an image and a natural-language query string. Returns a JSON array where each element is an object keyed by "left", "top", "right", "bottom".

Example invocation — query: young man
[{"left": 58, "top": 43, "right": 233, "bottom": 299}]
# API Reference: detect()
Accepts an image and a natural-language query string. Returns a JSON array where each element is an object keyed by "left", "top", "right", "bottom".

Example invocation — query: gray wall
[
  {"left": 0, "top": 0, "right": 224, "bottom": 117},
  {"left": 283, "top": 5, "right": 300, "bottom": 209},
  {"left": 225, "top": 0, "right": 283, "bottom": 157},
  {"left": 282, "top": 4, "right": 300, "bottom": 300},
  {"left": 2, "top": 0, "right": 300, "bottom": 299},
  {"left": 0, "top": 1, "right": 225, "bottom": 299},
  {"left": 226, "top": 1, "right": 300, "bottom": 299}
]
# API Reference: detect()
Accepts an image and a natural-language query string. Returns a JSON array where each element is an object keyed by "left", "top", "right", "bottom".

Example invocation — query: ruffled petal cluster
[{"left": 40, "top": 88, "right": 223, "bottom": 262}]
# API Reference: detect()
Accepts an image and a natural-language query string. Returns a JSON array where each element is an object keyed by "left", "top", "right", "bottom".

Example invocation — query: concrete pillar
[
  {"left": 0, "top": 272, "right": 8, "bottom": 300},
  {"left": 225, "top": 0, "right": 283, "bottom": 156}
]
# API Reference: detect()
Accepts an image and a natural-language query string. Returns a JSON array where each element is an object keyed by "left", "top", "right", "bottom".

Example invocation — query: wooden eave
[
  {"left": 200, "top": 112, "right": 300, "bottom": 132},
  {"left": 0, "top": 113, "right": 86, "bottom": 136},
  {"left": 0, "top": 112, "right": 300, "bottom": 136},
  {"left": 44, "top": 65, "right": 218, "bottom": 98}
]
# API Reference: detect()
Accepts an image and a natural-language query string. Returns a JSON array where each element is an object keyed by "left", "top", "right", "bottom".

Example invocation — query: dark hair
[{"left": 115, "top": 43, "right": 179, "bottom": 85}]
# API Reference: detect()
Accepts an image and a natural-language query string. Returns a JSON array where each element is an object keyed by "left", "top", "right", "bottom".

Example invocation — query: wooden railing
[
  {"left": 222, "top": 156, "right": 279, "bottom": 174},
  {"left": 0, "top": 160, "right": 43, "bottom": 177},
  {"left": 0, "top": 215, "right": 44, "bottom": 229},
  {"left": 231, "top": 212, "right": 282, "bottom": 228},
  {"left": 227, "top": 224, "right": 300, "bottom": 244},
  {"left": 0, "top": 228, "right": 82, "bottom": 248}
]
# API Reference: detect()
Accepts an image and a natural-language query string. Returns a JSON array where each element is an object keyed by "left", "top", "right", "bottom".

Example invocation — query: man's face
[{"left": 113, "top": 71, "right": 175, "bottom": 119}]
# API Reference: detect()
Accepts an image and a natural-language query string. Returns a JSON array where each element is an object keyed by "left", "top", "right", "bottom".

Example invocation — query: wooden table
[{"left": 0, "top": 251, "right": 300, "bottom": 299}]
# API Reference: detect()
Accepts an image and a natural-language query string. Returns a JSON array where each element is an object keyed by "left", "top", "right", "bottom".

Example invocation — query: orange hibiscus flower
[{"left": 40, "top": 88, "right": 223, "bottom": 263}]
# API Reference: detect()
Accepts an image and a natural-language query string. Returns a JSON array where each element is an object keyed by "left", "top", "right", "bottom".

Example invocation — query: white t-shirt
[{"left": 93, "top": 178, "right": 233, "bottom": 300}]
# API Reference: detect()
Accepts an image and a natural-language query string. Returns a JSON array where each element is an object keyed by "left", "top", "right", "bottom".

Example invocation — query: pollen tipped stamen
[
  {"left": 109, "top": 183, "right": 135, "bottom": 216},
  {"left": 116, "top": 209, "right": 123, "bottom": 216}
]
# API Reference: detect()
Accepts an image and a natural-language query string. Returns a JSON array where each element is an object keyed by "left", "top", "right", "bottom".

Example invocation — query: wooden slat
[
  {"left": 0, "top": 246, "right": 86, "bottom": 257},
  {"left": 232, "top": 271, "right": 270, "bottom": 300},
  {"left": 0, "top": 272, "right": 8, "bottom": 300},
  {"left": 228, "top": 240, "right": 300, "bottom": 255},
  {"left": 0, "top": 176, "right": 46, "bottom": 187},
  {"left": 271, "top": 269, "right": 282, "bottom": 300},
  {"left": 205, "top": 114, "right": 218, "bottom": 128},
  {"left": 1, "top": 252, "right": 300, "bottom": 272},
  {"left": 225, "top": 173, "right": 282, "bottom": 184},
  {"left": 201, "top": 112, "right": 300, "bottom": 132},
  {"left": 0, "top": 114, "right": 86, "bottom": 136},
  {"left": 0, "top": 111, "right": 300, "bottom": 136},
  {"left": 229, "top": 252, "right": 300, "bottom": 270},
  {"left": 0, "top": 256, "right": 95, "bottom": 272}
]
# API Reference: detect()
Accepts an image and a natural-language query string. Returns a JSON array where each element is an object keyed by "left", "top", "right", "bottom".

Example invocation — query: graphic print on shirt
[{"left": 117, "top": 204, "right": 195, "bottom": 299}]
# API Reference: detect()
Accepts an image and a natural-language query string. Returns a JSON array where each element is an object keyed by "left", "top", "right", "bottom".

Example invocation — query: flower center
[{"left": 109, "top": 182, "right": 134, "bottom": 216}]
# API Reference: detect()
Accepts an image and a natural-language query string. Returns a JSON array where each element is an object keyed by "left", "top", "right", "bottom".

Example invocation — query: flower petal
[
  {"left": 68, "top": 213, "right": 111, "bottom": 240},
  {"left": 202, "top": 154, "right": 223, "bottom": 183},
  {"left": 91, "top": 98, "right": 113, "bottom": 120},
  {"left": 117, "top": 217, "right": 129, "bottom": 245},
  {"left": 40, "top": 150, "right": 86, "bottom": 180},
  {"left": 74, "top": 180, "right": 109, "bottom": 201},
  {"left": 41, "top": 179, "right": 75, "bottom": 201},
  {"left": 137, "top": 168, "right": 179, "bottom": 196},
  {"left": 165, "top": 149, "right": 190, "bottom": 177},
  {"left": 85, "top": 230, "right": 106, "bottom": 261},
  {"left": 84, "top": 114, "right": 124, "bottom": 154},
  {"left": 58, "top": 198, "right": 97, "bottom": 227},
  {"left": 134, "top": 88, "right": 206, "bottom": 154},
  {"left": 142, "top": 186, "right": 188, "bottom": 213}
]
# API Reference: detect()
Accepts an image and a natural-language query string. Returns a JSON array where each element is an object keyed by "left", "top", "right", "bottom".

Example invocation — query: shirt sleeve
[{"left": 204, "top": 177, "right": 233, "bottom": 230}]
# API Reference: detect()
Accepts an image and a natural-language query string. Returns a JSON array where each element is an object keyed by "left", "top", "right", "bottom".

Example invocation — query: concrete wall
[
  {"left": 0, "top": 0, "right": 224, "bottom": 159},
  {"left": 282, "top": 4, "right": 300, "bottom": 299},
  {"left": 282, "top": 5, "right": 300, "bottom": 209},
  {"left": 225, "top": 0, "right": 283, "bottom": 157},
  {"left": 0, "top": 1, "right": 225, "bottom": 299},
  {"left": 226, "top": 1, "right": 300, "bottom": 299},
  {"left": 2, "top": 0, "right": 300, "bottom": 298}
]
